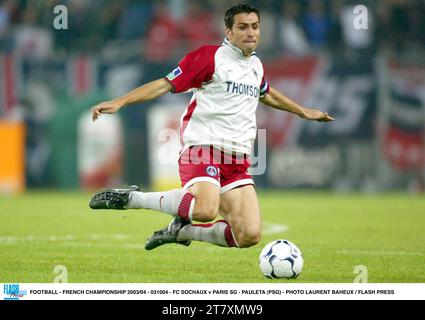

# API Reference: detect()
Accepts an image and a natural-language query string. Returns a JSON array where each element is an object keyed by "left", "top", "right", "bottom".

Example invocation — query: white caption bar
[{"left": 1, "top": 283, "right": 425, "bottom": 300}]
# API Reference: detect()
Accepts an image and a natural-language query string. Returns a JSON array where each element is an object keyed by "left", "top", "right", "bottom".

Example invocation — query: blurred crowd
[{"left": 0, "top": 0, "right": 424, "bottom": 61}]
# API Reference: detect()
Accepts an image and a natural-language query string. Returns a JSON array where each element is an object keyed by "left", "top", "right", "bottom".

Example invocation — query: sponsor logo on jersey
[
  {"left": 225, "top": 81, "right": 259, "bottom": 98},
  {"left": 167, "top": 67, "right": 182, "bottom": 81},
  {"left": 206, "top": 166, "right": 218, "bottom": 177}
]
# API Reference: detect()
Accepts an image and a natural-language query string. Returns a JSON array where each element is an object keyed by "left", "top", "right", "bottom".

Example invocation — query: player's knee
[
  {"left": 193, "top": 198, "right": 219, "bottom": 222},
  {"left": 237, "top": 226, "right": 262, "bottom": 248},
  {"left": 238, "top": 235, "right": 261, "bottom": 248}
]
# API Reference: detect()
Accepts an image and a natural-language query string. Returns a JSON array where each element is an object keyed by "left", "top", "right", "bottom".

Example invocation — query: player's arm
[
  {"left": 91, "top": 78, "right": 173, "bottom": 121},
  {"left": 260, "top": 86, "right": 334, "bottom": 122}
]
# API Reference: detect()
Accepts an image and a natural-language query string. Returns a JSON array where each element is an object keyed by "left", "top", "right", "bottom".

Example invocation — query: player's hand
[
  {"left": 301, "top": 109, "right": 335, "bottom": 122},
  {"left": 91, "top": 100, "right": 123, "bottom": 121}
]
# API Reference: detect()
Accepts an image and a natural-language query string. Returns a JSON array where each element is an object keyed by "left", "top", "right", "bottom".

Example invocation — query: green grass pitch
[{"left": 0, "top": 191, "right": 424, "bottom": 283}]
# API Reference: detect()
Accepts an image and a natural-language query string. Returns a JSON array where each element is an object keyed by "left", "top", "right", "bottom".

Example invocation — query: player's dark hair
[{"left": 224, "top": 3, "right": 260, "bottom": 29}]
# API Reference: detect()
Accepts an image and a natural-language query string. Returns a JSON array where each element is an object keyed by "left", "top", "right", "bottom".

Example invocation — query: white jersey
[{"left": 166, "top": 38, "right": 269, "bottom": 155}]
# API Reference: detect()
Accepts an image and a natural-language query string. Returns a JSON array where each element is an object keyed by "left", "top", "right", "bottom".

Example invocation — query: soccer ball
[{"left": 259, "top": 239, "right": 303, "bottom": 279}]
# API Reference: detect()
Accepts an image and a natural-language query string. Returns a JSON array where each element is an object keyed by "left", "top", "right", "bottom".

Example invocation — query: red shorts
[{"left": 179, "top": 145, "right": 254, "bottom": 194}]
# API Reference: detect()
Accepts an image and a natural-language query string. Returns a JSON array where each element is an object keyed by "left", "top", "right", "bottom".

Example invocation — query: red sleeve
[{"left": 165, "top": 46, "right": 219, "bottom": 93}]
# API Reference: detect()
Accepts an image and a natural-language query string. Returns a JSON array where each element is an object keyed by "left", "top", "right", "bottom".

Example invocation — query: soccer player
[{"left": 89, "top": 3, "right": 334, "bottom": 250}]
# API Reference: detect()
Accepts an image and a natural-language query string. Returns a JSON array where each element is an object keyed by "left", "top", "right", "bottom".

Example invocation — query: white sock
[
  {"left": 177, "top": 220, "right": 238, "bottom": 247},
  {"left": 126, "top": 189, "right": 194, "bottom": 220}
]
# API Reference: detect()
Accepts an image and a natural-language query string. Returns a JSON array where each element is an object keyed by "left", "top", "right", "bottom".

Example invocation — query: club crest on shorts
[{"left": 206, "top": 166, "right": 218, "bottom": 177}]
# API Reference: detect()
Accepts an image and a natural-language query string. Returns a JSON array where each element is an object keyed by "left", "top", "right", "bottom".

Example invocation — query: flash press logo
[{"left": 3, "top": 284, "right": 27, "bottom": 300}]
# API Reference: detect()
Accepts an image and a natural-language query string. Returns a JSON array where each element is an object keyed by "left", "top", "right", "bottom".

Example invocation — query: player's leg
[
  {"left": 187, "top": 181, "right": 220, "bottom": 222},
  {"left": 128, "top": 181, "right": 220, "bottom": 222},
  {"left": 175, "top": 183, "right": 236, "bottom": 247},
  {"left": 92, "top": 181, "right": 222, "bottom": 251},
  {"left": 144, "top": 181, "right": 221, "bottom": 250},
  {"left": 90, "top": 186, "right": 197, "bottom": 220},
  {"left": 176, "top": 151, "right": 259, "bottom": 248},
  {"left": 90, "top": 145, "right": 220, "bottom": 222},
  {"left": 90, "top": 182, "right": 219, "bottom": 222},
  {"left": 218, "top": 185, "right": 262, "bottom": 248},
  {"left": 175, "top": 185, "right": 261, "bottom": 248},
  {"left": 144, "top": 146, "right": 256, "bottom": 250}
]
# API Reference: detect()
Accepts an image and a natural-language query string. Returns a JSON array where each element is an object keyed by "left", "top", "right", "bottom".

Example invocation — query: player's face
[{"left": 226, "top": 13, "right": 260, "bottom": 56}]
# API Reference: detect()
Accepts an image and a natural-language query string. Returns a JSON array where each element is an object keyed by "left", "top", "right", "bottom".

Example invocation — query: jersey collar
[{"left": 222, "top": 38, "right": 256, "bottom": 58}]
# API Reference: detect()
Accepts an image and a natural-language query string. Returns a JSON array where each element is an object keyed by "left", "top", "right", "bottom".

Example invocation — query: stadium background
[
  {"left": 0, "top": 0, "right": 424, "bottom": 283},
  {"left": 1, "top": 0, "right": 424, "bottom": 192}
]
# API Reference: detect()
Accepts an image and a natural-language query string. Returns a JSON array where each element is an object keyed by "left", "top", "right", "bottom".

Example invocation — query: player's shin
[
  {"left": 176, "top": 220, "right": 238, "bottom": 247},
  {"left": 126, "top": 189, "right": 194, "bottom": 220}
]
